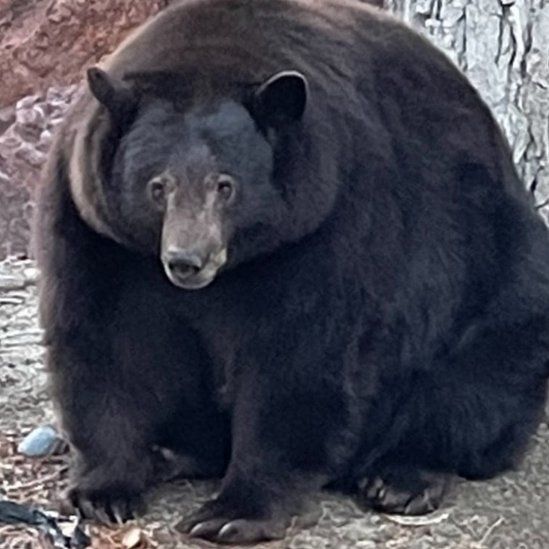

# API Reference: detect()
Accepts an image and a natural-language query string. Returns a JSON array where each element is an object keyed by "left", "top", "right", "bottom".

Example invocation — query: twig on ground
[
  {"left": 477, "top": 516, "right": 504, "bottom": 547},
  {"left": 8, "top": 466, "right": 68, "bottom": 492},
  {"left": 382, "top": 511, "right": 451, "bottom": 526}
]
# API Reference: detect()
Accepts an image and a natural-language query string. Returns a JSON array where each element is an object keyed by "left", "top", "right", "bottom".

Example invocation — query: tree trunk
[{"left": 386, "top": 0, "right": 549, "bottom": 220}]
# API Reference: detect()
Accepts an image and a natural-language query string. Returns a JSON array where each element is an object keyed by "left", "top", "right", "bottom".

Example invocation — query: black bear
[{"left": 35, "top": 0, "right": 549, "bottom": 543}]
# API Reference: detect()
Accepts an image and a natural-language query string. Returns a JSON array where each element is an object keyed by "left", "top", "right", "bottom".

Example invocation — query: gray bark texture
[{"left": 386, "top": 0, "right": 549, "bottom": 220}]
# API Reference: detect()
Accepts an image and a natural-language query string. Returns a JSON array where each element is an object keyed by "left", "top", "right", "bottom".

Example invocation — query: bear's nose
[{"left": 164, "top": 249, "right": 204, "bottom": 280}]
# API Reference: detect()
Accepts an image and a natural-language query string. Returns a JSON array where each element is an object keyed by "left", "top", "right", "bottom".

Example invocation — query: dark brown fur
[{"left": 35, "top": 0, "right": 549, "bottom": 543}]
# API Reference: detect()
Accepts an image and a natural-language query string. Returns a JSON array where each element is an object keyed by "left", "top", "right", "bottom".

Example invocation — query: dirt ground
[{"left": 1, "top": 256, "right": 548, "bottom": 548}]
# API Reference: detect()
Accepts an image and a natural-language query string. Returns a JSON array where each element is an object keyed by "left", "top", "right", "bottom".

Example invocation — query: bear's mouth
[{"left": 162, "top": 248, "right": 227, "bottom": 290}]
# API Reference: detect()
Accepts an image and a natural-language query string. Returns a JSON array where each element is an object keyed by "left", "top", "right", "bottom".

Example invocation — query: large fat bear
[{"left": 35, "top": 0, "right": 549, "bottom": 543}]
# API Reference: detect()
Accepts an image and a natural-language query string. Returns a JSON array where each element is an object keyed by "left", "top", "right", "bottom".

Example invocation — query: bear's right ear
[{"left": 87, "top": 67, "right": 139, "bottom": 122}]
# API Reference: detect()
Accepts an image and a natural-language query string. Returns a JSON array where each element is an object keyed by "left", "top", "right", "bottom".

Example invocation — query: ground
[{"left": 1, "top": 257, "right": 548, "bottom": 548}]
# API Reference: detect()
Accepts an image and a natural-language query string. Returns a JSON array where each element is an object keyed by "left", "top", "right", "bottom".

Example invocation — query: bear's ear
[
  {"left": 87, "top": 67, "right": 139, "bottom": 122},
  {"left": 251, "top": 70, "right": 308, "bottom": 129}
]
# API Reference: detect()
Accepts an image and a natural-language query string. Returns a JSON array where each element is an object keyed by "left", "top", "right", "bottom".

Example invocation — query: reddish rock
[
  {"left": 0, "top": 86, "right": 77, "bottom": 259},
  {"left": 0, "top": 0, "right": 172, "bottom": 260},
  {"left": 0, "top": 0, "right": 170, "bottom": 108}
]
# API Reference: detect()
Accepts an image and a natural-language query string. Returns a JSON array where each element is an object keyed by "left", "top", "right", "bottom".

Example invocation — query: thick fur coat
[{"left": 35, "top": 0, "right": 549, "bottom": 543}]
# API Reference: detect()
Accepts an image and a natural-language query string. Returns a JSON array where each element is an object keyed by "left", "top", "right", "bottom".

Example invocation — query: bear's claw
[
  {"left": 67, "top": 483, "right": 145, "bottom": 524},
  {"left": 358, "top": 466, "right": 450, "bottom": 515},
  {"left": 178, "top": 500, "right": 289, "bottom": 544}
]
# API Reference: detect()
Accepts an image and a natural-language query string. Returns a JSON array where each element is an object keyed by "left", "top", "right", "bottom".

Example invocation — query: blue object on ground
[{"left": 17, "top": 425, "right": 62, "bottom": 457}]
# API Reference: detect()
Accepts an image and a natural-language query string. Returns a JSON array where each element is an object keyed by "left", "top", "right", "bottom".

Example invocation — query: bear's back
[
  {"left": 106, "top": 0, "right": 381, "bottom": 85},
  {"left": 104, "top": 0, "right": 473, "bottom": 113},
  {"left": 97, "top": 0, "right": 518, "bottom": 198}
]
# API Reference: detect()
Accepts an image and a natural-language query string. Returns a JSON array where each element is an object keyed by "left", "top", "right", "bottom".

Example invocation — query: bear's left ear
[
  {"left": 251, "top": 70, "right": 308, "bottom": 129},
  {"left": 87, "top": 67, "right": 139, "bottom": 123}
]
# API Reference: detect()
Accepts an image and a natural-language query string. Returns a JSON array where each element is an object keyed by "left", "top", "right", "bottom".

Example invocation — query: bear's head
[{"left": 86, "top": 68, "right": 310, "bottom": 290}]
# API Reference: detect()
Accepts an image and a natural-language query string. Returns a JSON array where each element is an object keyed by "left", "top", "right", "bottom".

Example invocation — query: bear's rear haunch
[{"left": 34, "top": 0, "right": 549, "bottom": 543}]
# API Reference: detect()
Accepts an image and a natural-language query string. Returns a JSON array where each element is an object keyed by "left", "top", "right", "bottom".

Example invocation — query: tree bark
[{"left": 386, "top": 0, "right": 549, "bottom": 219}]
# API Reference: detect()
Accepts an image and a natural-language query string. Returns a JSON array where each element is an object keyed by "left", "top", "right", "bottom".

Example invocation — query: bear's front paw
[
  {"left": 177, "top": 496, "right": 290, "bottom": 544},
  {"left": 66, "top": 476, "right": 146, "bottom": 524}
]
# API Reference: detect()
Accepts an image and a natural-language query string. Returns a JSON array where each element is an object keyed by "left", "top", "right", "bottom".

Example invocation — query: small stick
[
  {"left": 478, "top": 516, "right": 504, "bottom": 546},
  {"left": 8, "top": 466, "right": 68, "bottom": 491}
]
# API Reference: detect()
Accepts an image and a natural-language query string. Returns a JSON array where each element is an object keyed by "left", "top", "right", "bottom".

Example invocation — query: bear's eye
[
  {"left": 217, "top": 175, "right": 236, "bottom": 202},
  {"left": 148, "top": 178, "right": 167, "bottom": 207}
]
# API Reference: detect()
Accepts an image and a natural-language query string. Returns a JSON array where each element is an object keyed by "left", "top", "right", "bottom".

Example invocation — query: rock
[
  {"left": 0, "top": 0, "right": 177, "bottom": 262},
  {"left": 0, "top": 106, "right": 15, "bottom": 134},
  {"left": 0, "top": 85, "right": 77, "bottom": 260},
  {"left": 0, "top": 0, "right": 172, "bottom": 109},
  {"left": 17, "top": 424, "right": 66, "bottom": 457}
]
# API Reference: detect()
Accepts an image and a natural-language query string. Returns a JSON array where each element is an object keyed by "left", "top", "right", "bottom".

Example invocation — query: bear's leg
[
  {"left": 356, "top": 317, "right": 548, "bottom": 515},
  {"left": 38, "top": 198, "right": 213, "bottom": 521},
  {"left": 47, "top": 278, "right": 193, "bottom": 521},
  {"left": 43, "top": 291, "right": 156, "bottom": 520},
  {"left": 178, "top": 317, "right": 358, "bottom": 543},
  {"left": 439, "top": 320, "right": 547, "bottom": 481},
  {"left": 46, "top": 273, "right": 206, "bottom": 523},
  {"left": 49, "top": 342, "right": 155, "bottom": 523}
]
